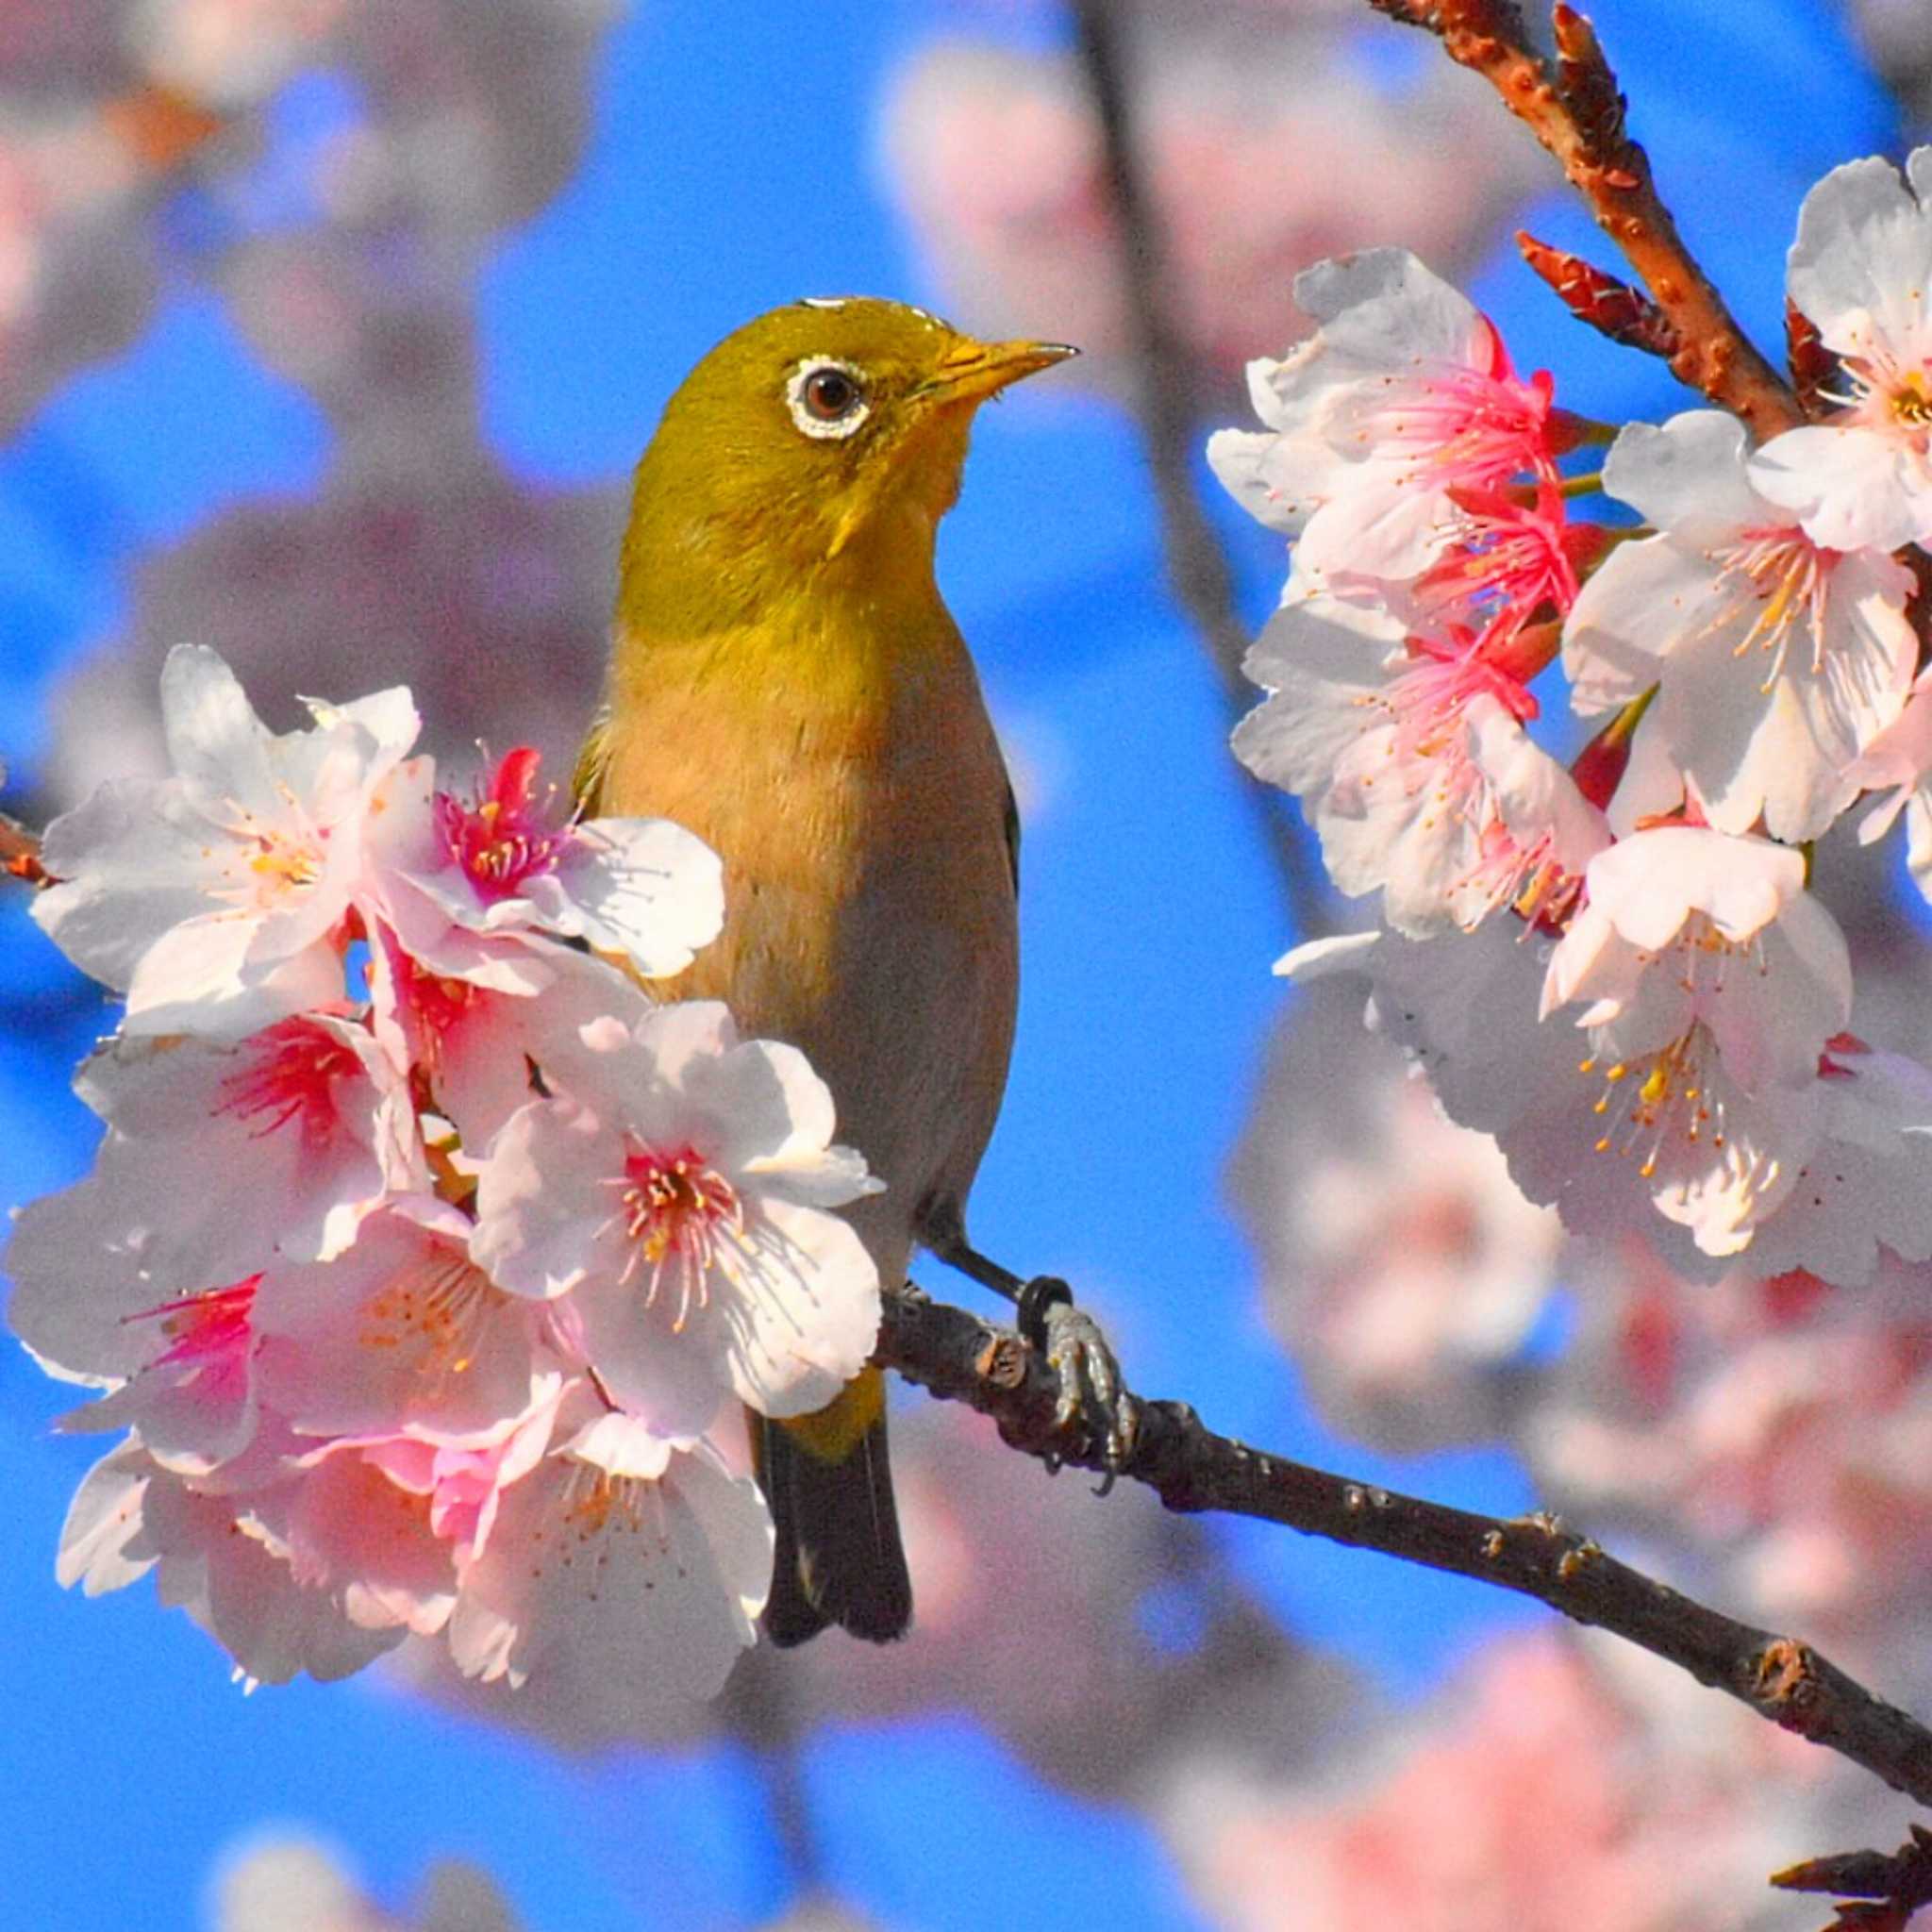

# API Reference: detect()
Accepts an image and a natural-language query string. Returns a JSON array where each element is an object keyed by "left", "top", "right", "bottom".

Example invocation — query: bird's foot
[{"left": 1015, "top": 1275, "right": 1136, "bottom": 1486}]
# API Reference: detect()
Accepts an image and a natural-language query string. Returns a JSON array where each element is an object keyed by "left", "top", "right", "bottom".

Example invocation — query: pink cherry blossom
[
  {"left": 58, "top": 1436, "right": 407, "bottom": 1688},
  {"left": 1748, "top": 147, "right": 1932, "bottom": 552},
  {"left": 1168, "top": 1631, "right": 1815, "bottom": 1932},
  {"left": 445, "top": 1404, "right": 769, "bottom": 1707},
  {"left": 365, "top": 920, "right": 653, "bottom": 1157},
  {"left": 468, "top": 1002, "right": 882, "bottom": 1434},
  {"left": 369, "top": 742, "right": 724, "bottom": 986},
  {"left": 5, "top": 1015, "right": 425, "bottom": 1382},
  {"left": 31, "top": 643, "right": 424, "bottom": 1040},
  {"left": 251, "top": 1196, "right": 559, "bottom": 1443},
  {"left": 1455, "top": 695, "right": 1610, "bottom": 929},
  {"left": 1209, "top": 247, "right": 1559, "bottom": 580},
  {"left": 1850, "top": 667, "right": 1932, "bottom": 900},
  {"left": 1232, "top": 583, "right": 1543, "bottom": 937},
  {"left": 1564, "top": 411, "right": 1915, "bottom": 841}
]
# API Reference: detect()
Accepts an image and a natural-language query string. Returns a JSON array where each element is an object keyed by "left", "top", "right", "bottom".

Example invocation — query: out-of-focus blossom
[
  {"left": 1166, "top": 1630, "right": 1833, "bottom": 1932},
  {"left": 1208, "top": 248, "right": 1558, "bottom": 579},
  {"left": 471, "top": 1001, "right": 883, "bottom": 1436},
  {"left": 1852, "top": 669, "right": 1932, "bottom": 900},
  {"left": 1532, "top": 1261, "right": 1932, "bottom": 1674},
  {"left": 1564, "top": 411, "right": 1916, "bottom": 841},
  {"left": 1750, "top": 148, "right": 1932, "bottom": 552},
  {"left": 211, "top": 1830, "right": 523, "bottom": 1932},
  {"left": 880, "top": 29, "right": 1540, "bottom": 392},
  {"left": 1230, "top": 985, "right": 1566, "bottom": 1453}
]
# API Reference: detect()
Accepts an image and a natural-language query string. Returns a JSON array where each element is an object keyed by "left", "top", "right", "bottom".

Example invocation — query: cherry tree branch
[
  {"left": 17, "top": 809, "right": 1932, "bottom": 1817},
  {"left": 879, "top": 1278, "right": 1932, "bottom": 1812},
  {"left": 1367, "top": 0, "right": 1806, "bottom": 439},
  {"left": 1, "top": 810, "right": 47, "bottom": 885}
]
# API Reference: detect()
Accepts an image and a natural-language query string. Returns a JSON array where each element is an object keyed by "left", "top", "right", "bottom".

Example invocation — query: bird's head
[{"left": 619, "top": 297, "right": 1075, "bottom": 631}]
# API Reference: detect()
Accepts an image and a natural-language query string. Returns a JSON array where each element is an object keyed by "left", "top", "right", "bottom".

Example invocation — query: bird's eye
[{"left": 786, "top": 358, "right": 871, "bottom": 441}]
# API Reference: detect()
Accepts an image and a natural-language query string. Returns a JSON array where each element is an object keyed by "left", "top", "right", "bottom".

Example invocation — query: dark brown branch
[
  {"left": 879, "top": 1278, "right": 1932, "bottom": 1812},
  {"left": 1069, "top": 0, "right": 1335, "bottom": 940},
  {"left": 1368, "top": 0, "right": 1805, "bottom": 440}
]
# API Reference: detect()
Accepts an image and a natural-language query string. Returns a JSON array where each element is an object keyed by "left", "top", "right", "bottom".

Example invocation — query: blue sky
[{"left": 0, "top": 3, "right": 1902, "bottom": 1926}]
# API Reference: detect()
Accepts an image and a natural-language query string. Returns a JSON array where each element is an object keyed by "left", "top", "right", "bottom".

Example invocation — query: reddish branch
[
  {"left": 878, "top": 1281, "right": 1932, "bottom": 1813},
  {"left": 1368, "top": 0, "right": 1805, "bottom": 440},
  {"left": 1, "top": 811, "right": 46, "bottom": 886}
]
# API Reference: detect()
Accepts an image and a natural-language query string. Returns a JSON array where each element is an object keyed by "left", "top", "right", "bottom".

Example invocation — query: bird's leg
[{"left": 917, "top": 1204, "right": 1136, "bottom": 1479}]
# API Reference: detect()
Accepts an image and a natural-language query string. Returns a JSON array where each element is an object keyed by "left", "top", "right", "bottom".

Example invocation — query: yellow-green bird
[{"left": 576, "top": 297, "right": 1074, "bottom": 1644}]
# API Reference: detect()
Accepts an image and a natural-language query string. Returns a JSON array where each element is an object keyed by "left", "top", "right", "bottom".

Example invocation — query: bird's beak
[{"left": 925, "top": 338, "right": 1079, "bottom": 405}]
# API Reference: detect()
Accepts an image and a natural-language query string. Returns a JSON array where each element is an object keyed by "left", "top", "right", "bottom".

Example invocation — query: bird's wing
[{"left": 572, "top": 707, "right": 611, "bottom": 814}]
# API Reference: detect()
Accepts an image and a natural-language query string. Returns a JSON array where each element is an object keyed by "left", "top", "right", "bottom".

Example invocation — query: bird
[{"left": 575, "top": 296, "right": 1077, "bottom": 1644}]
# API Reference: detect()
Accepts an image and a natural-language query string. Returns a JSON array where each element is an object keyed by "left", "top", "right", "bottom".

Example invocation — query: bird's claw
[{"left": 1015, "top": 1275, "right": 1136, "bottom": 1485}]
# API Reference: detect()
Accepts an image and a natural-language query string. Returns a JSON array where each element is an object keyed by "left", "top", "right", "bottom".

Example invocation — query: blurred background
[{"left": 3, "top": 2, "right": 1930, "bottom": 1926}]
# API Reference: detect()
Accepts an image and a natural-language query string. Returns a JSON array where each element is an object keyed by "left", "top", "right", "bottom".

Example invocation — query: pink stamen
[
  {"left": 124, "top": 1274, "right": 260, "bottom": 1372},
  {"left": 435, "top": 746, "right": 570, "bottom": 903},
  {"left": 608, "top": 1141, "right": 743, "bottom": 1334},
  {"left": 216, "top": 1018, "right": 362, "bottom": 1148}
]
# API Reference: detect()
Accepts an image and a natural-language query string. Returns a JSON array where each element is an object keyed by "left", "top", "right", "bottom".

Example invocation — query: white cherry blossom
[
  {"left": 1748, "top": 147, "right": 1932, "bottom": 552},
  {"left": 1232, "top": 585, "right": 1534, "bottom": 938},
  {"left": 1208, "top": 247, "right": 1557, "bottom": 580},
  {"left": 32, "top": 644, "right": 424, "bottom": 1040},
  {"left": 1564, "top": 411, "right": 1915, "bottom": 841},
  {"left": 468, "top": 1001, "right": 882, "bottom": 1435}
]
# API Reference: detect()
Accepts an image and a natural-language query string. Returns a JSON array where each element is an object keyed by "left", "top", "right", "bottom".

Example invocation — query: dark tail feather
[{"left": 755, "top": 1405, "right": 913, "bottom": 1647}]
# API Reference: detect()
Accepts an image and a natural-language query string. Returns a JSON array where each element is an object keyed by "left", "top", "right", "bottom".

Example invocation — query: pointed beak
[{"left": 925, "top": 337, "right": 1079, "bottom": 405}]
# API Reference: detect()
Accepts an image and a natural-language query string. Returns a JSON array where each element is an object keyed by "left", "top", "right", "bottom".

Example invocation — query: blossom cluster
[
  {"left": 1214, "top": 148, "right": 1932, "bottom": 1277},
  {"left": 6, "top": 645, "right": 884, "bottom": 1698}
]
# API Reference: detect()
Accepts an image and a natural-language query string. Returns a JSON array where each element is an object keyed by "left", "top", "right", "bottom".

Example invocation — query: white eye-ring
[{"left": 786, "top": 357, "right": 871, "bottom": 440}]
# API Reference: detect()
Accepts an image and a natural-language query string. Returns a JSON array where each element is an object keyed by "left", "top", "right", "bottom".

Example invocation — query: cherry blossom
[
  {"left": 1749, "top": 147, "right": 1932, "bottom": 553},
  {"left": 369, "top": 743, "right": 724, "bottom": 987},
  {"left": 444, "top": 1404, "right": 769, "bottom": 1707},
  {"left": 1167, "top": 1632, "right": 1816, "bottom": 1932},
  {"left": 1564, "top": 410, "right": 1916, "bottom": 841},
  {"left": 1850, "top": 668, "right": 1932, "bottom": 899},
  {"left": 57, "top": 1437, "right": 407, "bottom": 1688},
  {"left": 1230, "top": 584, "right": 1541, "bottom": 938},
  {"left": 5, "top": 1015, "right": 425, "bottom": 1386},
  {"left": 31, "top": 643, "right": 424, "bottom": 1041},
  {"left": 469, "top": 1001, "right": 882, "bottom": 1435},
  {"left": 365, "top": 920, "right": 653, "bottom": 1158},
  {"left": 1208, "top": 247, "right": 1559, "bottom": 580}
]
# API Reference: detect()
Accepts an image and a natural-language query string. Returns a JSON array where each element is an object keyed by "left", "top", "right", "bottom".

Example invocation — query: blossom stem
[
  {"left": 1559, "top": 469, "right": 1605, "bottom": 499},
  {"left": 1365, "top": 0, "right": 1805, "bottom": 441},
  {"left": 878, "top": 1279, "right": 1932, "bottom": 1813}
]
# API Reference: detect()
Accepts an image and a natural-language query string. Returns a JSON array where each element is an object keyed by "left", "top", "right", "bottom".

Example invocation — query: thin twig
[
  {"left": 1368, "top": 0, "right": 1805, "bottom": 440},
  {"left": 1, "top": 811, "right": 48, "bottom": 886},
  {"left": 1069, "top": 0, "right": 1334, "bottom": 939},
  {"left": 878, "top": 1279, "right": 1932, "bottom": 1812}
]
